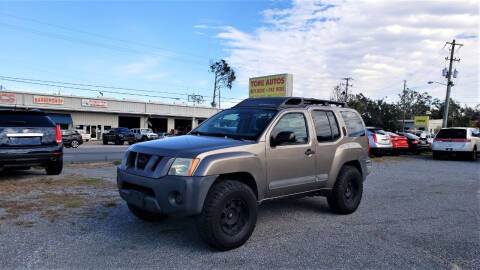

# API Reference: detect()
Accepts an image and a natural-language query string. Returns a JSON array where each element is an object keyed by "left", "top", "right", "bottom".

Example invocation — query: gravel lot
[{"left": 0, "top": 156, "right": 479, "bottom": 269}]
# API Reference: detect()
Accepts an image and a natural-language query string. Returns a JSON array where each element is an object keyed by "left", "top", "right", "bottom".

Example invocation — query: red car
[{"left": 386, "top": 132, "right": 409, "bottom": 155}]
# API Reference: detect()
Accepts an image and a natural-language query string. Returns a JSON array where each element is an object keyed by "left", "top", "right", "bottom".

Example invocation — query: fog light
[{"left": 168, "top": 191, "right": 183, "bottom": 206}]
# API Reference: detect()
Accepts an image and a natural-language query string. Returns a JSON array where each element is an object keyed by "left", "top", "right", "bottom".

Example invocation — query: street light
[{"left": 427, "top": 81, "right": 447, "bottom": 86}]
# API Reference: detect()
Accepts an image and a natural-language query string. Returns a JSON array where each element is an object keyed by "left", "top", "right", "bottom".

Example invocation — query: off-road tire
[
  {"left": 45, "top": 159, "right": 63, "bottom": 175},
  {"left": 432, "top": 151, "right": 440, "bottom": 160},
  {"left": 103, "top": 140, "right": 108, "bottom": 145},
  {"left": 327, "top": 165, "right": 363, "bottom": 214},
  {"left": 115, "top": 139, "right": 123, "bottom": 145},
  {"left": 196, "top": 180, "right": 257, "bottom": 251},
  {"left": 71, "top": 140, "right": 80, "bottom": 148},
  {"left": 127, "top": 204, "right": 167, "bottom": 222}
]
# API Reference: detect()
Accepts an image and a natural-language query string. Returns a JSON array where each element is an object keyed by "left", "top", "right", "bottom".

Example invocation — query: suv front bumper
[{"left": 117, "top": 168, "right": 217, "bottom": 217}]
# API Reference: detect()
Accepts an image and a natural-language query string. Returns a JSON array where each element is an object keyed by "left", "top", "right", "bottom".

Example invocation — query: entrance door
[
  {"left": 266, "top": 112, "right": 316, "bottom": 198},
  {"left": 91, "top": 126, "right": 97, "bottom": 139}
]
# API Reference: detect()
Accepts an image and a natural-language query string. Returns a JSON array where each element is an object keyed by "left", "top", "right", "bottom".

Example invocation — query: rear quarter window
[
  {"left": 0, "top": 113, "right": 55, "bottom": 127},
  {"left": 340, "top": 111, "right": 365, "bottom": 137}
]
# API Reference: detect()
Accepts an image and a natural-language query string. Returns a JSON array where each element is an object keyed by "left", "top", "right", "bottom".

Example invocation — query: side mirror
[{"left": 271, "top": 131, "right": 296, "bottom": 146}]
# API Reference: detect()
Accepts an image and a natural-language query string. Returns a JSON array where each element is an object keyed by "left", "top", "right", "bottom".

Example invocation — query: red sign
[
  {"left": 33, "top": 95, "right": 64, "bottom": 105},
  {"left": 0, "top": 93, "right": 16, "bottom": 103}
]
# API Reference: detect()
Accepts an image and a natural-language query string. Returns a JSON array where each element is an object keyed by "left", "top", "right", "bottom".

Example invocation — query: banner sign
[
  {"left": 0, "top": 93, "right": 16, "bottom": 104},
  {"left": 414, "top": 116, "right": 430, "bottom": 126},
  {"left": 82, "top": 99, "right": 108, "bottom": 108},
  {"left": 249, "top": 74, "right": 293, "bottom": 98},
  {"left": 33, "top": 95, "right": 64, "bottom": 105}
]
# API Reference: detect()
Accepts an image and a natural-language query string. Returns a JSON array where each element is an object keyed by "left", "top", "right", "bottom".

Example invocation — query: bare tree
[{"left": 209, "top": 59, "right": 236, "bottom": 108}]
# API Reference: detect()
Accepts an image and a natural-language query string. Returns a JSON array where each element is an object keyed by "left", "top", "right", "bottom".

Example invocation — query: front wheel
[
  {"left": 327, "top": 165, "right": 363, "bottom": 214},
  {"left": 196, "top": 180, "right": 257, "bottom": 251}
]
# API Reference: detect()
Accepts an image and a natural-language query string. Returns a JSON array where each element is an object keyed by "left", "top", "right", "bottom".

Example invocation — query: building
[
  {"left": 0, "top": 90, "right": 220, "bottom": 139},
  {"left": 401, "top": 119, "right": 443, "bottom": 134}
]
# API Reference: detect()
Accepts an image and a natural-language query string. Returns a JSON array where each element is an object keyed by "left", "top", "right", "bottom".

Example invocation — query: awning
[{"left": 48, "top": 113, "right": 73, "bottom": 125}]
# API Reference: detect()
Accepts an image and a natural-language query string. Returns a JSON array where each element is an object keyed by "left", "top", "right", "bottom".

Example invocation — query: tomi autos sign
[
  {"left": 82, "top": 99, "right": 108, "bottom": 108},
  {"left": 0, "top": 93, "right": 16, "bottom": 104},
  {"left": 249, "top": 74, "right": 293, "bottom": 98},
  {"left": 33, "top": 95, "right": 64, "bottom": 105}
]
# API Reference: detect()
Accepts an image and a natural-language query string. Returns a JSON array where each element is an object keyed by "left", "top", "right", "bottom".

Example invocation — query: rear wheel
[
  {"left": 327, "top": 165, "right": 363, "bottom": 214},
  {"left": 45, "top": 159, "right": 63, "bottom": 175},
  {"left": 433, "top": 151, "right": 440, "bottom": 160},
  {"left": 103, "top": 140, "right": 108, "bottom": 145},
  {"left": 70, "top": 140, "right": 80, "bottom": 148},
  {"left": 470, "top": 148, "right": 477, "bottom": 161},
  {"left": 197, "top": 180, "right": 257, "bottom": 251},
  {"left": 127, "top": 204, "right": 167, "bottom": 222}
]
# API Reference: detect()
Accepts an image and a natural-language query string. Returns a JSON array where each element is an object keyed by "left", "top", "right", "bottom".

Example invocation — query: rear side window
[
  {"left": 340, "top": 111, "right": 365, "bottom": 137},
  {"left": 311, "top": 111, "right": 341, "bottom": 142},
  {"left": 0, "top": 113, "right": 54, "bottom": 127},
  {"left": 436, "top": 129, "right": 466, "bottom": 139}
]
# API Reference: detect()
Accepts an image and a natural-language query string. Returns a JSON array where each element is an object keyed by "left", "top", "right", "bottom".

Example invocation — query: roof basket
[{"left": 234, "top": 97, "right": 347, "bottom": 109}]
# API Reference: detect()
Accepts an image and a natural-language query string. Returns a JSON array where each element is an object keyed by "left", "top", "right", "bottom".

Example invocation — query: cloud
[
  {"left": 215, "top": 0, "right": 479, "bottom": 105},
  {"left": 112, "top": 57, "right": 168, "bottom": 80}
]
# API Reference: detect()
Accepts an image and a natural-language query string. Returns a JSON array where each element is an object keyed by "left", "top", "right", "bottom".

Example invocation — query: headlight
[{"left": 168, "top": 158, "right": 200, "bottom": 176}]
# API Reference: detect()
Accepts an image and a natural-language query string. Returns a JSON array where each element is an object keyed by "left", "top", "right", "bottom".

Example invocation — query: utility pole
[
  {"left": 341, "top": 77, "right": 353, "bottom": 102},
  {"left": 402, "top": 80, "right": 407, "bottom": 131},
  {"left": 442, "top": 39, "right": 463, "bottom": 128}
]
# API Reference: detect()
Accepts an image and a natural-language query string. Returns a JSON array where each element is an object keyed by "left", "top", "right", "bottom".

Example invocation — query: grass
[
  {"left": 112, "top": 160, "right": 122, "bottom": 165},
  {"left": 0, "top": 173, "right": 119, "bottom": 225}
]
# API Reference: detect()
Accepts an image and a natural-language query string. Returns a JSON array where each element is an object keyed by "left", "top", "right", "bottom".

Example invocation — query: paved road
[
  {"left": 63, "top": 143, "right": 129, "bottom": 164},
  {"left": 0, "top": 156, "right": 479, "bottom": 269}
]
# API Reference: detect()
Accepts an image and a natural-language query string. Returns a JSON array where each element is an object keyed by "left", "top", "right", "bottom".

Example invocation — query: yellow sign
[
  {"left": 249, "top": 74, "right": 292, "bottom": 98},
  {"left": 414, "top": 116, "right": 430, "bottom": 126}
]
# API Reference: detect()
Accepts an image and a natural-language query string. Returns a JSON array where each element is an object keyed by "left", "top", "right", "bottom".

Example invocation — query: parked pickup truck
[
  {"left": 102, "top": 128, "right": 136, "bottom": 145},
  {"left": 116, "top": 97, "right": 371, "bottom": 250},
  {"left": 0, "top": 109, "right": 63, "bottom": 175}
]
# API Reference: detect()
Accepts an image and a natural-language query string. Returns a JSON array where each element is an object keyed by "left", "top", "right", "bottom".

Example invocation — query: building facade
[{"left": 0, "top": 90, "right": 220, "bottom": 139}]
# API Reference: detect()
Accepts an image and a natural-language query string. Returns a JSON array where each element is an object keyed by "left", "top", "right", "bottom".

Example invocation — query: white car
[
  {"left": 131, "top": 128, "right": 159, "bottom": 142},
  {"left": 77, "top": 130, "right": 91, "bottom": 142},
  {"left": 432, "top": 127, "right": 480, "bottom": 161}
]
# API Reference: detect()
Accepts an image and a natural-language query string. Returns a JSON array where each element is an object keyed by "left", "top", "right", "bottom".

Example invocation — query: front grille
[
  {"left": 126, "top": 151, "right": 163, "bottom": 171},
  {"left": 137, "top": 153, "right": 151, "bottom": 169}
]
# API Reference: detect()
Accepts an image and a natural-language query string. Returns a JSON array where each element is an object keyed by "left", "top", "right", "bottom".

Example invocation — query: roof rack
[{"left": 233, "top": 97, "right": 348, "bottom": 109}]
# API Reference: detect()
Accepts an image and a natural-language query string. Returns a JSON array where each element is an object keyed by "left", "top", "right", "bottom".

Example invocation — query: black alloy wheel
[{"left": 221, "top": 198, "right": 249, "bottom": 236}]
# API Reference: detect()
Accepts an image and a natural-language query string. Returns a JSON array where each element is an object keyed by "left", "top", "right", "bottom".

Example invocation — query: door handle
[{"left": 305, "top": 149, "right": 315, "bottom": 156}]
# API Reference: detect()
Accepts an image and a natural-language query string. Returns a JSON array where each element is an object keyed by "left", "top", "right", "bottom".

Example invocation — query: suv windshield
[
  {"left": 436, "top": 129, "right": 466, "bottom": 139},
  {"left": 191, "top": 108, "right": 277, "bottom": 140}
]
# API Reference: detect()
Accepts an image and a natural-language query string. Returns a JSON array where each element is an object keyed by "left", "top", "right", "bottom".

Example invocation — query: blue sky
[
  {"left": 0, "top": 0, "right": 291, "bottom": 106},
  {"left": 0, "top": 0, "right": 478, "bottom": 108}
]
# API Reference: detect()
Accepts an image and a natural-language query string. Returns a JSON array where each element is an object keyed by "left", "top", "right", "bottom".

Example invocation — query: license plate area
[
  {"left": 8, "top": 137, "right": 42, "bottom": 146},
  {"left": 126, "top": 190, "right": 146, "bottom": 207}
]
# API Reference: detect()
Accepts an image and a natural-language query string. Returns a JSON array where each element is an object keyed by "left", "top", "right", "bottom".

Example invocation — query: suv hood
[{"left": 128, "top": 135, "right": 252, "bottom": 157}]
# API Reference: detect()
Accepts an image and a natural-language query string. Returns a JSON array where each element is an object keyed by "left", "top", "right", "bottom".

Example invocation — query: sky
[{"left": 0, "top": 0, "right": 478, "bottom": 109}]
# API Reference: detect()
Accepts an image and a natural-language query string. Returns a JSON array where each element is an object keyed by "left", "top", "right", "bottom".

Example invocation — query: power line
[
  {"left": 0, "top": 21, "right": 208, "bottom": 66},
  {"left": 0, "top": 75, "right": 243, "bottom": 101},
  {"left": 0, "top": 12, "right": 209, "bottom": 61}
]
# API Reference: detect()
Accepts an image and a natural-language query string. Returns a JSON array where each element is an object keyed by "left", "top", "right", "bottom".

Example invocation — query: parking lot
[{"left": 0, "top": 155, "right": 478, "bottom": 269}]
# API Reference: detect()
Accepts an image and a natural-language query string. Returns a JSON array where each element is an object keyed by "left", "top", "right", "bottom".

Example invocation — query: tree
[
  {"left": 348, "top": 94, "right": 402, "bottom": 131},
  {"left": 209, "top": 59, "right": 236, "bottom": 108}
]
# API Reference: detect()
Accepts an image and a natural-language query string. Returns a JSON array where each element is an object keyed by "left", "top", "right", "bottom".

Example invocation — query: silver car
[
  {"left": 432, "top": 127, "right": 480, "bottom": 161},
  {"left": 366, "top": 127, "right": 393, "bottom": 156}
]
